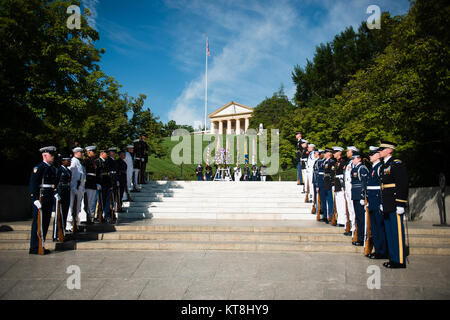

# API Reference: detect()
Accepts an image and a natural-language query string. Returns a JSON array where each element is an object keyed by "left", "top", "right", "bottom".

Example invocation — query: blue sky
[{"left": 82, "top": 0, "right": 411, "bottom": 127}]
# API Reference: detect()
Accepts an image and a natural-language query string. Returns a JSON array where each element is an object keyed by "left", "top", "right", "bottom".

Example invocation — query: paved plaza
[{"left": 1, "top": 249, "right": 449, "bottom": 300}]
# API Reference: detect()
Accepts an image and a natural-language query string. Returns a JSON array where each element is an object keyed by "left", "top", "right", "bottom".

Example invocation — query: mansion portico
[{"left": 208, "top": 101, "right": 253, "bottom": 135}]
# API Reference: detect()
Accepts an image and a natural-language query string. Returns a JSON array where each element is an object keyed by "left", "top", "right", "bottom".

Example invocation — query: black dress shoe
[
  {"left": 352, "top": 241, "right": 363, "bottom": 246},
  {"left": 337, "top": 224, "right": 345, "bottom": 227},
  {"left": 383, "top": 261, "right": 406, "bottom": 269},
  {"left": 343, "top": 232, "right": 352, "bottom": 236}
]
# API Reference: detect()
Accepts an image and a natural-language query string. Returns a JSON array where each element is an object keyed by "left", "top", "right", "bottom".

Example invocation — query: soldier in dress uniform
[
  {"left": 117, "top": 151, "right": 128, "bottom": 212},
  {"left": 250, "top": 165, "right": 259, "bottom": 181},
  {"left": 312, "top": 150, "right": 320, "bottom": 215},
  {"left": 344, "top": 146, "right": 358, "bottom": 237},
  {"left": 29, "top": 146, "right": 58, "bottom": 255},
  {"left": 306, "top": 144, "right": 317, "bottom": 203},
  {"left": 195, "top": 164, "right": 203, "bottom": 181},
  {"left": 205, "top": 164, "right": 213, "bottom": 181},
  {"left": 95, "top": 149, "right": 113, "bottom": 222},
  {"left": 316, "top": 149, "right": 326, "bottom": 220},
  {"left": 124, "top": 145, "right": 134, "bottom": 200},
  {"left": 134, "top": 133, "right": 149, "bottom": 184},
  {"left": 260, "top": 162, "right": 267, "bottom": 181},
  {"left": 350, "top": 151, "right": 369, "bottom": 246},
  {"left": 321, "top": 149, "right": 336, "bottom": 224},
  {"left": 66, "top": 147, "right": 86, "bottom": 232},
  {"left": 131, "top": 139, "right": 141, "bottom": 192},
  {"left": 295, "top": 132, "right": 304, "bottom": 185},
  {"left": 379, "top": 140, "right": 409, "bottom": 268},
  {"left": 82, "top": 146, "right": 97, "bottom": 224},
  {"left": 53, "top": 155, "right": 71, "bottom": 241},
  {"left": 366, "top": 146, "right": 388, "bottom": 259},
  {"left": 332, "top": 147, "right": 347, "bottom": 227},
  {"left": 243, "top": 165, "right": 250, "bottom": 181},
  {"left": 300, "top": 139, "right": 309, "bottom": 192},
  {"left": 108, "top": 147, "right": 119, "bottom": 222}
]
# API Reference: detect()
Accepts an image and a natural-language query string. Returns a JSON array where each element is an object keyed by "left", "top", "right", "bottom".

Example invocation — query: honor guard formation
[
  {"left": 295, "top": 132, "right": 409, "bottom": 269},
  {"left": 29, "top": 131, "right": 409, "bottom": 270},
  {"left": 29, "top": 133, "right": 149, "bottom": 255}
]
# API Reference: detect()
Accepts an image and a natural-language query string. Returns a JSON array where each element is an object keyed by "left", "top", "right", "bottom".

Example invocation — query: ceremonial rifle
[
  {"left": 311, "top": 184, "right": 316, "bottom": 214},
  {"left": 37, "top": 192, "right": 45, "bottom": 255},
  {"left": 344, "top": 196, "right": 350, "bottom": 233},
  {"left": 363, "top": 196, "right": 373, "bottom": 256},
  {"left": 316, "top": 188, "right": 321, "bottom": 221},
  {"left": 352, "top": 222, "right": 358, "bottom": 242},
  {"left": 331, "top": 189, "right": 337, "bottom": 226},
  {"left": 304, "top": 176, "right": 309, "bottom": 203},
  {"left": 56, "top": 197, "right": 64, "bottom": 242}
]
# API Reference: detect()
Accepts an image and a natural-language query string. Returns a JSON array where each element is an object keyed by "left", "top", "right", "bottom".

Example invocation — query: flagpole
[{"left": 204, "top": 35, "right": 208, "bottom": 134}]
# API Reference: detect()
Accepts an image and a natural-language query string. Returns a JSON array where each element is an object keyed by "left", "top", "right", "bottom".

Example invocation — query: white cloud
[
  {"left": 83, "top": 0, "right": 99, "bottom": 30},
  {"left": 166, "top": 0, "right": 410, "bottom": 126}
]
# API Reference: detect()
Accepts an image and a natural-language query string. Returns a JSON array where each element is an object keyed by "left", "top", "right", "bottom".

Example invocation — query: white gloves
[
  {"left": 380, "top": 204, "right": 383, "bottom": 211},
  {"left": 396, "top": 207, "right": 405, "bottom": 215},
  {"left": 117, "top": 181, "right": 120, "bottom": 187},
  {"left": 54, "top": 193, "right": 61, "bottom": 201},
  {"left": 360, "top": 199, "right": 365, "bottom": 206},
  {"left": 97, "top": 184, "right": 102, "bottom": 190},
  {"left": 33, "top": 200, "right": 42, "bottom": 209}
]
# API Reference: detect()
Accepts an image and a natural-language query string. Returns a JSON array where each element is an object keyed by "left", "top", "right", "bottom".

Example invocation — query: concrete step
[
  {"left": 119, "top": 212, "right": 317, "bottom": 220},
  {"left": 3, "top": 230, "right": 449, "bottom": 246},
  {"left": 2, "top": 239, "right": 449, "bottom": 255},
  {"left": 129, "top": 202, "right": 311, "bottom": 208},
  {"left": 131, "top": 193, "right": 306, "bottom": 198},
  {"left": 125, "top": 197, "right": 309, "bottom": 203},
  {"left": 126, "top": 206, "right": 313, "bottom": 214}
]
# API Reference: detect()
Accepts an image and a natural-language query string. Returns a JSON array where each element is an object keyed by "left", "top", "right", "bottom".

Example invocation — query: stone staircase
[
  {"left": 1, "top": 219, "right": 450, "bottom": 255},
  {"left": 1, "top": 181, "right": 450, "bottom": 255},
  {"left": 122, "top": 180, "right": 315, "bottom": 220}
]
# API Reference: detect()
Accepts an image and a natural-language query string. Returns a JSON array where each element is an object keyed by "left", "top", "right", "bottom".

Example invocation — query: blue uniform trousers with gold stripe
[
  {"left": 384, "top": 211, "right": 406, "bottom": 264},
  {"left": 370, "top": 209, "right": 388, "bottom": 257}
]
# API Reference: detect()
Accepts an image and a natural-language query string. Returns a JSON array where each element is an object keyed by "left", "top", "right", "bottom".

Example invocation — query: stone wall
[
  {"left": 0, "top": 185, "right": 31, "bottom": 222},
  {"left": 408, "top": 186, "right": 449, "bottom": 224}
]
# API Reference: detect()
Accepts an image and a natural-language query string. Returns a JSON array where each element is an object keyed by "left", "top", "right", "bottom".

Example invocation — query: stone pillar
[
  {"left": 218, "top": 120, "right": 223, "bottom": 135},
  {"left": 235, "top": 118, "right": 241, "bottom": 135},
  {"left": 210, "top": 121, "right": 216, "bottom": 134},
  {"left": 245, "top": 117, "right": 249, "bottom": 133},
  {"left": 227, "top": 119, "right": 232, "bottom": 134}
]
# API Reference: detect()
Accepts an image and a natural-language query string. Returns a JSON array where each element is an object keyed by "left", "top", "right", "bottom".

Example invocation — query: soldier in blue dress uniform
[
  {"left": 316, "top": 150, "right": 326, "bottom": 219},
  {"left": 204, "top": 165, "right": 213, "bottom": 181},
  {"left": 195, "top": 164, "right": 203, "bottom": 181},
  {"left": 53, "top": 155, "right": 72, "bottom": 241},
  {"left": 350, "top": 151, "right": 369, "bottom": 246},
  {"left": 321, "top": 149, "right": 335, "bottom": 224},
  {"left": 29, "top": 146, "right": 58, "bottom": 255},
  {"left": 379, "top": 140, "right": 409, "bottom": 268},
  {"left": 366, "top": 146, "right": 388, "bottom": 259}
]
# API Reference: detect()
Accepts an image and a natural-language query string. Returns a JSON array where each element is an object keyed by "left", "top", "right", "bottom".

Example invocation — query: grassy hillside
[{"left": 147, "top": 134, "right": 297, "bottom": 181}]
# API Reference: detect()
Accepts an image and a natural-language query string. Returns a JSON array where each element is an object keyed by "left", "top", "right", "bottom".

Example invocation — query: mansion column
[
  {"left": 227, "top": 119, "right": 232, "bottom": 134},
  {"left": 235, "top": 118, "right": 241, "bottom": 135},
  {"left": 210, "top": 121, "right": 216, "bottom": 134},
  {"left": 245, "top": 117, "right": 249, "bottom": 133},
  {"left": 218, "top": 120, "right": 223, "bottom": 135}
]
